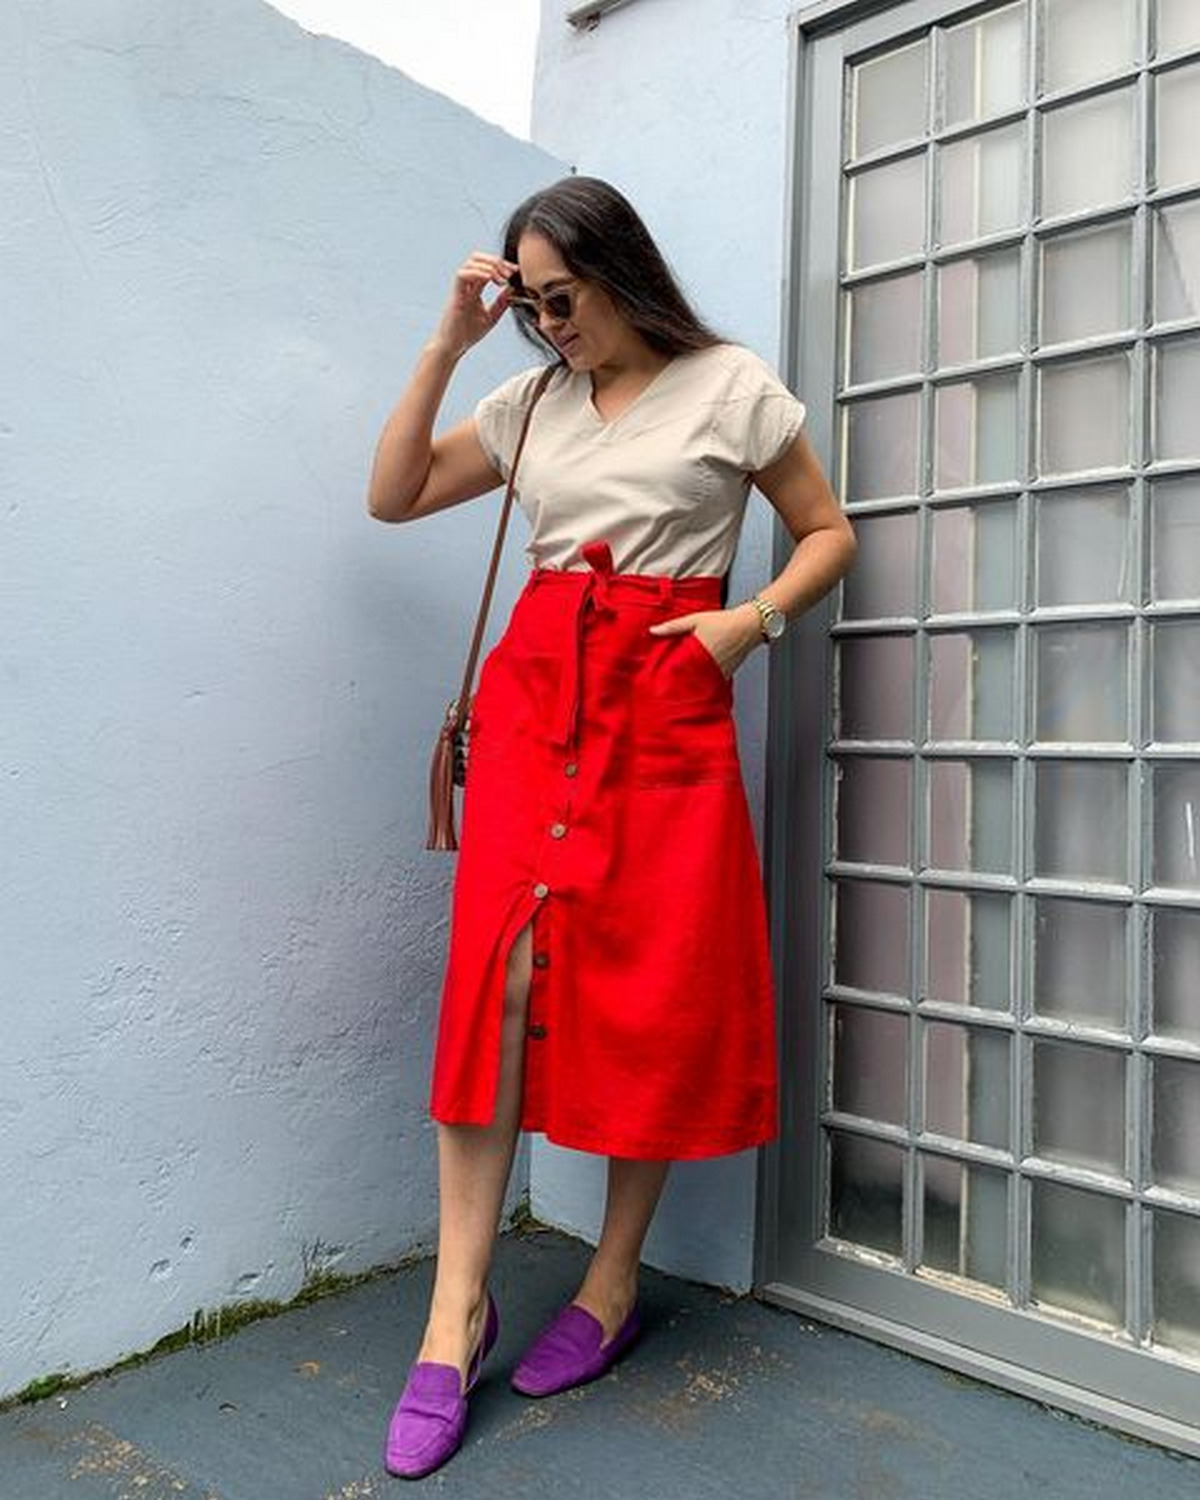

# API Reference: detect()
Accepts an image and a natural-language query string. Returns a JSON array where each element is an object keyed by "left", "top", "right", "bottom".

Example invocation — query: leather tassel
[{"left": 426, "top": 722, "right": 460, "bottom": 852}]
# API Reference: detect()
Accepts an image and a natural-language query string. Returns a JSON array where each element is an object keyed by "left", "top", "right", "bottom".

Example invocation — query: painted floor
[{"left": 5, "top": 1225, "right": 1200, "bottom": 1500}]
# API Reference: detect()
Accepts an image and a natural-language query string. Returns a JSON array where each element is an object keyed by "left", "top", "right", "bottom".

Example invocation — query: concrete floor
[{"left": 5, "top": 1225, "right": 1200, "bottom": 1500}]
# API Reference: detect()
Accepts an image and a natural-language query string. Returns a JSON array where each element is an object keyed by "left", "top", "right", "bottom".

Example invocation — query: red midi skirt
[{"left": 429, "top": 541, "right": 778, "bottom": 1159}]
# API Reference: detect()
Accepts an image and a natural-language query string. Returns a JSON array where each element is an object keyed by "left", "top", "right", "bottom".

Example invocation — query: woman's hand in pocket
[{"left": 648, "top": 604, "right": 763, "bottom": 679}]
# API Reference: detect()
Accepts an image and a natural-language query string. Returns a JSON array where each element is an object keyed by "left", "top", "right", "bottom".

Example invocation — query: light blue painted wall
[
  {"left": 0, "top": 0, "right": 563, "bottom": 1398},
  {"left": 529, "top": 0, "right": 802, "bottom": 1291}
]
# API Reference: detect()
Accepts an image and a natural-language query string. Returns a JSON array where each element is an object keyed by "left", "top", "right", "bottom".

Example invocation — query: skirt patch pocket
[{"left": 633, "top": 634, "right": 740, "bottom": 788}]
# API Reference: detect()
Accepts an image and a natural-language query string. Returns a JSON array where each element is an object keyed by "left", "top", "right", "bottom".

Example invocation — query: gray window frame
[{"left": 757, "top": 0, "right": 1200, "bottom": 1457}]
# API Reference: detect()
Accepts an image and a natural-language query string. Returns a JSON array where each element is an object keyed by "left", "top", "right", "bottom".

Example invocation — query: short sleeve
[
  {"left": 474, "top": 366, "right": 552, "bottom": 480},
  {"left": 720, "top": 346, "right": 808, "bottom": 474}
]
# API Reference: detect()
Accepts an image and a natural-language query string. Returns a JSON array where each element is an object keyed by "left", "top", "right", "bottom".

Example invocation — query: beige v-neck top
[{"left": 473, "top": 342, "right": 807, "bottom": 578}]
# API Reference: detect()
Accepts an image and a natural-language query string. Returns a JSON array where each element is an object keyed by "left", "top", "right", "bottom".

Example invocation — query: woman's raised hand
[{"left": 433, "top": 252, "right": 519, "bottom": 359}]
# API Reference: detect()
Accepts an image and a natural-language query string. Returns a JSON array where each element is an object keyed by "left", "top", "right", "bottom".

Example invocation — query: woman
[{"left": 367, "top": 177, "right": 854, "bottom": 1479}]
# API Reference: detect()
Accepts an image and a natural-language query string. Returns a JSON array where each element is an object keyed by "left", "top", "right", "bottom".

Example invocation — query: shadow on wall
[{"left": 0, "top": 0, "right": 563, "bottom": 1400}]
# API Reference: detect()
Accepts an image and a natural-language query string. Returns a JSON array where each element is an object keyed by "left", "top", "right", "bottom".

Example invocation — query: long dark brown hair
[{"left": 502, "top": 177, "right": 722, "bottom": 358}]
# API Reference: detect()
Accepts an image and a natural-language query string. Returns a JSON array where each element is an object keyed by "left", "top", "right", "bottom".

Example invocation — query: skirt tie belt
[
  {"left": 550, "top": 540, "right": 616, "bottom": 749},
  {"left": 539, "top": 540, "right": 717, "bottom": 750}
]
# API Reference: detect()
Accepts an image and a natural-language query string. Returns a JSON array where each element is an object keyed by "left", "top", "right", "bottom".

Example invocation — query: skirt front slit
[{"left": 430, "top": 541, "right": 778, "bottom": 1160}]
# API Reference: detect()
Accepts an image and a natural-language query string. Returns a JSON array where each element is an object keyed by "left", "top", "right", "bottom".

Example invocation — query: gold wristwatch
[{"left": 748, "top": 594, "right": 787, "bottom": 643}]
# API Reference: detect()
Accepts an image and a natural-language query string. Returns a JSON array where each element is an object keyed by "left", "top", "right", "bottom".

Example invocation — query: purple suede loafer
[
  {"left": 383, "top": 1294, "right": 498, "bottom": 1480},
  {"left": 511, "top": 1303, "right": 641, "bottom": 1398}
]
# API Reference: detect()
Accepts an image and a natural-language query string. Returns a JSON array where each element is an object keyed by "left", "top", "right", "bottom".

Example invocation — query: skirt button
[{"left": 533, "top": 882, "right": 550, "bottom": 899}]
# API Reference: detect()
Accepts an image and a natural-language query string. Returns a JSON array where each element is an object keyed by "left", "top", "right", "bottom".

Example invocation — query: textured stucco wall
[
  {"left": 0, "top": 0, "right": 562, "bottom": 1398},
  {"left": 529, "top": 0, "right": 802, "bottom": 1291}
]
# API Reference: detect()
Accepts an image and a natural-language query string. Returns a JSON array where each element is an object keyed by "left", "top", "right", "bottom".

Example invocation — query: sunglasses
[{"left": 507, "top": 277, "right": 579, "bottom": 323}]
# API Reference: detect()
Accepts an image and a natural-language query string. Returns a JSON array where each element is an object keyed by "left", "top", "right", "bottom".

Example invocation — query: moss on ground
[
  {"left": 3, "top": 1203, "right": 543, "bottom": 1414},
  {"left": 1, "top": 1250, "right": 418, "bottom": 1413}
]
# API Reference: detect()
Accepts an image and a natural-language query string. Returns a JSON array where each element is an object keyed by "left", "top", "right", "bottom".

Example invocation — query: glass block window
[{"left": 821, "top": 0, "right": 1200, "bottom": 1366}]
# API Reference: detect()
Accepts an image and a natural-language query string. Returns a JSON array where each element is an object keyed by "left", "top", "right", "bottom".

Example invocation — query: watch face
[{"left": 765, "top": 610, "right": 787, "bottom": 640}]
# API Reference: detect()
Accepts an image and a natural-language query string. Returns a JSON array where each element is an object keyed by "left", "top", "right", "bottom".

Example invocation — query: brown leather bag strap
[{"left": 449, "top": 362, "right": 557, "bottom": 727}]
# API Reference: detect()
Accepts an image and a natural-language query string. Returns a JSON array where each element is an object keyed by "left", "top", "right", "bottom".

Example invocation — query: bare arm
[
  {"left": 366, "top": 252, "right": 518, "bottom": 524},
  {"left": 650, "top": 431, "right": 856, "bottom": 674},
  {"left": 745, "top": 429, "right": 858, "bottom": 620}
]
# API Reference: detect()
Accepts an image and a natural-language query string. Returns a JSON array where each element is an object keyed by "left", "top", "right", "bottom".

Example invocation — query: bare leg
[
  {"left": 572, "top": 1157, "right": 670, "bottom": 1341},
  {"left": 417, "top": 924, "right": 532, "bottom": 1378}
]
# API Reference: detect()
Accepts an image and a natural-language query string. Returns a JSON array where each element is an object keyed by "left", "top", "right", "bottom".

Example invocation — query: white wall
[
  {"left": 262, "top": 0, "right": 541, "bottom": 139},
  {"left": 529, "top": 0, "right": 802, "bottom": 1290},
  {"left": 0, "top": 0, "right": 563, "bottom": 1398}
]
